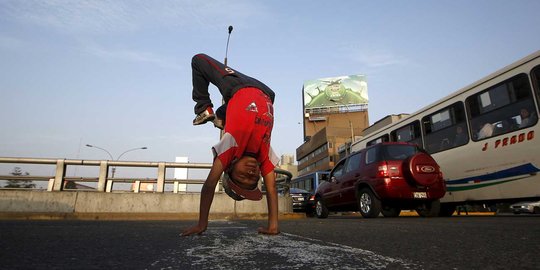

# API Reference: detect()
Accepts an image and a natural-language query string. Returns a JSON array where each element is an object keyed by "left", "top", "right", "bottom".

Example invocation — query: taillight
[
  {"left": 377, "top": 161, "right": 389, "bottom": 177},
  {"left": 309, "top": 195, "right": 315, "bottom": 201}
]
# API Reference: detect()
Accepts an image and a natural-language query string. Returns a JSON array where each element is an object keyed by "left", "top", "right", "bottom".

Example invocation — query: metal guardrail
[{"left": 0, "top": 157, "right": 292, "bottom": 194}]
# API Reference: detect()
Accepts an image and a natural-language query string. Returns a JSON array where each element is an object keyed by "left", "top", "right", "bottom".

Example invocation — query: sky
[{"left": 1, "top": 0, "right": 540, "bottom": 176}]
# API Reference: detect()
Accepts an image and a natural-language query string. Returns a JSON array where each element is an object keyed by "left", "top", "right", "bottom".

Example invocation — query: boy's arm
[
  {"left": 181, "top": 159, "right": 224, "bottom": 236},
  {"left": 257, "top": 170, "right": 280, "bottom": 235}
]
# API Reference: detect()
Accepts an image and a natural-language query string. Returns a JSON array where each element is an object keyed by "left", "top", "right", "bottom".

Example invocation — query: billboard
[{"left": 303, "top": 74, "right": 368, "bottom": 115}]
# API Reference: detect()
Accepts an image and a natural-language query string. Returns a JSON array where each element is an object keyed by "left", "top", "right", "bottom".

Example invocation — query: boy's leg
[
  {"left": 212, "top": 104, "right": 227, "bottom": 129},
  {"left": 192, "top": 75, "right": 213, "bottom": 115},
  {"left": 191, "top": 56, "right": 215, "bottom": 125}
]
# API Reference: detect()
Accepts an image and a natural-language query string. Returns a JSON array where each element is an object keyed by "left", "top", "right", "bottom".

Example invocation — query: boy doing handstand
[{"left": 181, "top": 53, "right": 279, "bottom": 236}]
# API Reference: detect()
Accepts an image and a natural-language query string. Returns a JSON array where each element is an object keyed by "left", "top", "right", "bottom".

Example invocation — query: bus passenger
[
  {"left": 519, "top": 108, "right": 536, "bottom": 128},
  {"left": 453, "top": 126, "right": 468, "bottom": 146}
]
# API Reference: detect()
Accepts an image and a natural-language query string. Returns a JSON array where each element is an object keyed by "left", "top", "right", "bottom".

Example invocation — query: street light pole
[
  {"left": 85, "top": 144, "right": 148, "bottom": 178},
  {"left": 85, "top": 144, "right": 113, "bottom": 160},
  {"left": 117, "top": 147, "right": 148, "bottom": 161}
]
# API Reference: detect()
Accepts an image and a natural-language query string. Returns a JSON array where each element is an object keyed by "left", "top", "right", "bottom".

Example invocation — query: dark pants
[
  {"left": 191, "top": 56, "right": 227, "bottom": 121},
  {"left": 191, "top": 60, "right": 214, "bottom": 115},
  {"left": 191, "top": 53, "right": 272, "bottom": 123},
  {"left": 191, "top": 59, "right": 227, "bottom": 120}
]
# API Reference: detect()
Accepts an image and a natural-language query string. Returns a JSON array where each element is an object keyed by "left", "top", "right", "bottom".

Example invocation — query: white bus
[{"left": 351, "top": 51, "right": 540, "bottom": 216}]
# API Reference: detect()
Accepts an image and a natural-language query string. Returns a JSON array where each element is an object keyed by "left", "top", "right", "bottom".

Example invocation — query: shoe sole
[{"left": 193, "top": 115, "right": 215, "bottom": 125}]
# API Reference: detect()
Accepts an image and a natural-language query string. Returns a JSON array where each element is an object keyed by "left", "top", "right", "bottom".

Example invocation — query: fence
[{"left": 0, "top": 157, "right": 292, "bottom": 194}]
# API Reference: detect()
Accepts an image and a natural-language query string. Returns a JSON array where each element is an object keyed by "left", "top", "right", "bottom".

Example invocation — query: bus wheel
[
  {"left": 416, "top": 199, "right": 441, "bottom": 217},
  {"left": 358, "top": 188, "right": 381, "bottom": 218},
  {"left": 315, "top": 198, "right": 329, "bottom": 219},
  {"left": 438, "top": 203, "right": 457, "bottom": 217},
  {"left": 381, "top": 205, "right": 401, "bottom": 217}
]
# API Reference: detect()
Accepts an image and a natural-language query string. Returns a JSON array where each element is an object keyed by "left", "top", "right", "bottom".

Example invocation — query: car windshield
[
  {"left": 289, "top": 188, "right": 309, "bottom": 194},
  {"left": 382, "top": 145, "right": 418, "bottom": 160}
]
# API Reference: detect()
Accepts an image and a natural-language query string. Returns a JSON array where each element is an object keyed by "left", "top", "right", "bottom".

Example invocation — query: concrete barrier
[{"left": 0, "top": 190, "right": 300, "bottom": 220}]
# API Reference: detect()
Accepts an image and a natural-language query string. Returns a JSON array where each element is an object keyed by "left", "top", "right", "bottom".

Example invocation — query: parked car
[
  {"left": 289, "top": 188, "right": 313, "bottom": 215},
  {"left": 313, "top": 142, "right": 446, "bottom": 218},
  {"left": 510, "top": 200, "right": 540, "bottom": 214}
]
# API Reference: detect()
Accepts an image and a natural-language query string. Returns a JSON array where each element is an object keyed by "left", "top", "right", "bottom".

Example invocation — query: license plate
[
  {"left": 413, "top": 192, "right": 427, "bottom": 199},
  {"left": 296, "top": 197, "right": 304, "bottom": 201}
]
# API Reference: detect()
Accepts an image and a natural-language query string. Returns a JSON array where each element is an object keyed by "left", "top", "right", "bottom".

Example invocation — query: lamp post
[{"left": 85, "top": 144, "right": 148, "bottom": 178}]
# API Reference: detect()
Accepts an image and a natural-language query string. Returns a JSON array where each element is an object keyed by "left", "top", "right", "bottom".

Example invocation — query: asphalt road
[{"left": 0, "top": 215, "right": 539, "bottom": 269}]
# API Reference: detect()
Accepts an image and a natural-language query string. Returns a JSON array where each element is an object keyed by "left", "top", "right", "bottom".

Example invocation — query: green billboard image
[{"left": 303, "top": 74, "right": 368, "bottom": 114}]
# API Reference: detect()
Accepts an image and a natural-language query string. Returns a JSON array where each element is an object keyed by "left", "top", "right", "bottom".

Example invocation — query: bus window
[
  {"left": 367, "top": 134, "right": 390, "bottom": 146},
  {"left": 466, "top": 73, "right": 537, "bottom": 141},
  {"left": 390, "top": 121, "right": 423, "bottom": 147},
  {"left": 422, "top": 102, "right": 468, "bottom": 153},
  {"left": 290, "top": 171, "right": 330, "bottom": 194}
]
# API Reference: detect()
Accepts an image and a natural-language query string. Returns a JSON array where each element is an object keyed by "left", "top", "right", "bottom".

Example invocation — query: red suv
[{"left": 314, "top": 142, "right": 446, "bottom": 218}]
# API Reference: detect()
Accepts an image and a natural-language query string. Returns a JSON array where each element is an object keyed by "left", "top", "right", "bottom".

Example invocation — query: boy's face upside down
[{"left": 230, "top": 156, "right": 261, "bottom": 189}]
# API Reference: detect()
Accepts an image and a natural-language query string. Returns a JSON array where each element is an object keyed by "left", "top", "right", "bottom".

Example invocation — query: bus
[
  {"left": 290, "top": 171, "right": 330, "bottom": 194},
  {"left": 351, "top": 50, "right": 540, "bottom": 216}
]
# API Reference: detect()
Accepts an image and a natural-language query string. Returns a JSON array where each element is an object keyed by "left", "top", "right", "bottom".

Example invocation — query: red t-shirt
[{"left": 212, "top": 87, "right": 278, "bottom": 176}]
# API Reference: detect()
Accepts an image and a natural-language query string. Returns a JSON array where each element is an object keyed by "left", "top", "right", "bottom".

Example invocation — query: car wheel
[
  {"left": 416, "top": 199, "right": 441, "bottom": 217},
  {"left": 438, "top": 203, "right": 456, "bottom": 217},
  {"left": 381, "top": 205, "right": 401, "bottom": 217},
  {"left": 315, "top": 198, "right": 329, "bottom": 219},
  {"left": 358, "top": 188, "right": 381, "bottom": 218}
]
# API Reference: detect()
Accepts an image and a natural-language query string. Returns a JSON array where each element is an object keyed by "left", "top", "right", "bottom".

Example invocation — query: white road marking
[
  {"left": 150, "top": 222, "right": 422, "bottom": 269},
  {"left": 207, "top": 226, "right": 249, "bottom": 230}
]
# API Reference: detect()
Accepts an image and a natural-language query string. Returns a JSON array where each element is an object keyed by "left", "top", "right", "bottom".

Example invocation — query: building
[
  {"left": 296, "top": 74, "right": 370, "bottom": 176},
  {"left": 362, "top": 113, "right": 410, "bottom": 136},
  {"left": 276, "top": 154, "right": 298, "bottom": 179}
]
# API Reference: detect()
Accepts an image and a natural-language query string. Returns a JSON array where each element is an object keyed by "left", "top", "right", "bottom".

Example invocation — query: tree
[{"left": 5, "top": 167, "right": 35, "bottom": 189}]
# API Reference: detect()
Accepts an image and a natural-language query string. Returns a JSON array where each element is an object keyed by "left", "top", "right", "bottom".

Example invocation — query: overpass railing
[{"left": 0, "top": 157, "right": 292, "bottom": 194}]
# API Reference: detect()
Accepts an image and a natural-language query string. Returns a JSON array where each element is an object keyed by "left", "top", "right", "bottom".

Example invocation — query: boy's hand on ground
[
  {"left": 181, "top": 224, "right": 207, "bottom": 236},
  {"left": 257, "top": 226, "right": 280, "bottom": 235}
]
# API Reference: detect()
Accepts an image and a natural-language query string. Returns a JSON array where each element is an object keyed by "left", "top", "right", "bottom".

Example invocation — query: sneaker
[
  {"left": 213, "top": 118, "right": 224, "bottom": 130},
  {"left": 193, "top": 107, "right": 215, "bottom": 125}
]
